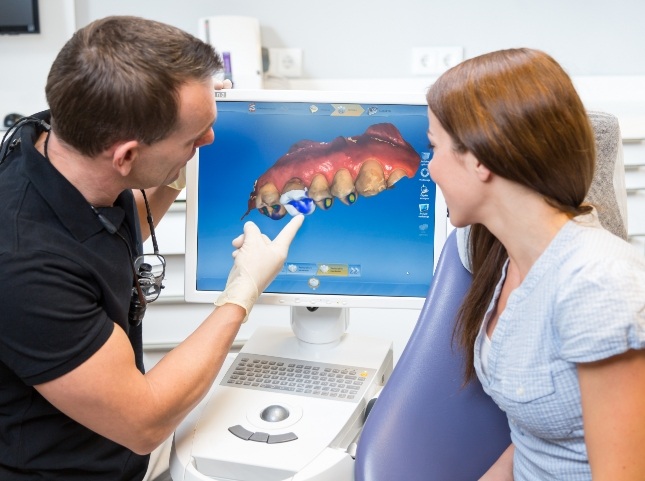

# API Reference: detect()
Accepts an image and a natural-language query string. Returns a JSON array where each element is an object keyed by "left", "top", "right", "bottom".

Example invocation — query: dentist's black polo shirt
[{"left": 0, "top": 111, "right": 149, "bottom": 480}]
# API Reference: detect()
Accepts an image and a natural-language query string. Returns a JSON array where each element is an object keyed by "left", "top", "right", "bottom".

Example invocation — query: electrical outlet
[
  {"left": 268, "top": 48, "right": 303, "bottom": 78},
  {"left": 411, "top": 47, "right": 463, "bottom": 76}
]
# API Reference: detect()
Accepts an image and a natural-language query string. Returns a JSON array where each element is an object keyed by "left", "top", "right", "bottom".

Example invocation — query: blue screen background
[{"left": 196, "top": 100, "right": 436, "bottom": 298}]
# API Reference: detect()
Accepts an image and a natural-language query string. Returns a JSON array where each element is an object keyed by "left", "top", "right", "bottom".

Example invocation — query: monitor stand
[
  {"left": 290, "top": 306, "right": 349, "bottom": 346},
  {"left": 170, "top": 306, "right": 394, "bottom": 481}
]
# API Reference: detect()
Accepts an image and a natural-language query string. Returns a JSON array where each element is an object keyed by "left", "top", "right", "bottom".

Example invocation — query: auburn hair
[{"left": 426, "top": 48, "right": 595, "bottom": 381}]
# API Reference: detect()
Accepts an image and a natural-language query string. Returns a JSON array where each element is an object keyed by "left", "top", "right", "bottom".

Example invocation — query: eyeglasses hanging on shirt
[
  {"left": 91, "top": 190, "right": 166, "bottom": 327},
  {"left": 93, "top": 191, "right": 166, "bottom": 326},
  {"left": 125, "top": 189, "right": 166, "bottom": 326}
]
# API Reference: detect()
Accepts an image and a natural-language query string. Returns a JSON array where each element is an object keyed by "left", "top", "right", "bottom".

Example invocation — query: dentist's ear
[{"left": 112, "top": 140, "right": 140, "bottom": 176}]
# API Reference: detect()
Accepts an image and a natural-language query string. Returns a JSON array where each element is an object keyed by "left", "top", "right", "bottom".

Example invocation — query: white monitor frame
[{"left": 184, "top": 89, "right": 448, "bottom": 311}]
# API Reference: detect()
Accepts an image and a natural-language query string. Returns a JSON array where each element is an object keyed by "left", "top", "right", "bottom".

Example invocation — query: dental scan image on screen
[
  {"left": 242, "top": 122, "right": 422, "bottom": 221},
  {"left": 185, "top": 90, "right": 446, "bottom": 312}
]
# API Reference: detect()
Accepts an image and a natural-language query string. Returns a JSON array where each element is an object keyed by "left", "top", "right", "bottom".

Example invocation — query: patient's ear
[{"left": 468, "top": 153, "right": 492, "bottom": 182}]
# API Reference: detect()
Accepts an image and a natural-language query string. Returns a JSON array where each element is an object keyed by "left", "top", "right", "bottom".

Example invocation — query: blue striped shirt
[{"left": 472, "top": 214, "right": 645, "bottom": 480}]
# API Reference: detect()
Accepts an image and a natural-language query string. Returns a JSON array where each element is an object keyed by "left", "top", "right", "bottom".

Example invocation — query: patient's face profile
[{"left": 427, "top": 110, "right": 482, "bottom": 228}]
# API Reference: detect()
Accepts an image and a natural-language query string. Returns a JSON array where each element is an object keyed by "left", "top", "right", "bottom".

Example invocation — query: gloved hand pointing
[{"left": 215, "top": 215, "right": 304, "bottom": 320}]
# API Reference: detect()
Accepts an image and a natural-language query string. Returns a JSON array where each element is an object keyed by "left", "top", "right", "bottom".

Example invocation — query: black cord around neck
[{"left": 0, "top": 116, "right": 51, "bottom": 165}]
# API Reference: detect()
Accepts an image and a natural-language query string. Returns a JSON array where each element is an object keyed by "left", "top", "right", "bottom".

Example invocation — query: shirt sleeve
[
  {"left": 0, "top": 250, "right": 114, "bottom": 385},
  {"left": 555, "top": 253, "right": 645, "bottom": 363}
]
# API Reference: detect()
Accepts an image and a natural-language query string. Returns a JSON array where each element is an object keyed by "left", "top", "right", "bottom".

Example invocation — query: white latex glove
[
  {"left": 166, "top": 165, "right": 186, "bottom": 191},
  {"left": 215, "top": 215, "right": 304, "bottom": 320},
  {"left": 214, "top": 78, "right": 233, "bottom": 89}
]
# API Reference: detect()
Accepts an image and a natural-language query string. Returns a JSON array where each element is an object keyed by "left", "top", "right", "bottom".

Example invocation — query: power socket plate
[
  {"left": 268, "top": 48, "right": 303, "bottom": 78},
  {"left": 411, "top": 46, "right": 463, "bottom": 75}
]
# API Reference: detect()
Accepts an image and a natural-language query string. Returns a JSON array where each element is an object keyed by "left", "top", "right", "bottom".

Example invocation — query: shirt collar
[{"left": 20, "top": 111, "right": 130, "bottom": 243}]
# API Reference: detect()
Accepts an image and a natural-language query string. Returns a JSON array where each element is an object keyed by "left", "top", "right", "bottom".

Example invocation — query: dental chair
[{"left": 353, "top": 111, "right": 627, "bottom": 481}]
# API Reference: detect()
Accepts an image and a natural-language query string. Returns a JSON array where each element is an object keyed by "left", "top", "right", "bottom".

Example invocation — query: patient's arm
[
  {"left": 579, "top": 349, "right": 645, "bottom": 481},
  {"left": 478, "top": 443, "right": 514, "bottom": 481}
]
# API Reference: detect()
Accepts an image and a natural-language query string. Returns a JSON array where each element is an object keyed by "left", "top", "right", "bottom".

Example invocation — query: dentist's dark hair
[{"left": 46, "top": 16, "right": 222, "bottom": 157}]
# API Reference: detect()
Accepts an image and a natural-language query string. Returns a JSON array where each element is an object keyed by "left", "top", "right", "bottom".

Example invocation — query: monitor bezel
[
  {"left": 184, "top": 89, "right": 447, "bottom": 309},
  {"left": 0, "top": 0, "right": 40, "bottom": 35}
]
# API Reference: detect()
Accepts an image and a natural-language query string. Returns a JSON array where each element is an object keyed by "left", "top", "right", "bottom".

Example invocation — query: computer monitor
[
  {"left": 0, "top": 0, "right": 40, "bottom": 35},
  {"left": 184, "top": 89, "right": 447, "bottom": 343}
]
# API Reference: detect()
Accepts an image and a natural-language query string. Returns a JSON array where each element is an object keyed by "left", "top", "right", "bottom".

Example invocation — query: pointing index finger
[{"left": 272, "top": 215, "right": 304, "bottom": 250}]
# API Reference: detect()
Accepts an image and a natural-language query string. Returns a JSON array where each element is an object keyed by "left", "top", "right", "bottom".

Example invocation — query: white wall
[
  {"left": 4, "top": 0, "right": 645, "bottom": 116},
  {"left": 74, "top": 0, "right": 645, "bottom": 79},
  {"left": 0, "top": 0, "right": 75, "bottom": 117}
]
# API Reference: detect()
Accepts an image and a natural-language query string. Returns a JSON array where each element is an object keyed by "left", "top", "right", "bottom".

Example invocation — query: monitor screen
[
  {"left": 184, "top": 89, "right": 446, "bottom": 315},
  {"left": 0, "top": 0, "right": 40, "bottom": 35}
]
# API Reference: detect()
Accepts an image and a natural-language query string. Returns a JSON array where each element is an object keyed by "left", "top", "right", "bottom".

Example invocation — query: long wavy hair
[{"left": 426, "top": 48, "right": 596, "bottom": 381}]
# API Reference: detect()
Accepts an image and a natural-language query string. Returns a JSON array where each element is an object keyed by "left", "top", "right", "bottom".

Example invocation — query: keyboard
[{"left": 220, "top": 353, "right": 377, "bottom": 403}]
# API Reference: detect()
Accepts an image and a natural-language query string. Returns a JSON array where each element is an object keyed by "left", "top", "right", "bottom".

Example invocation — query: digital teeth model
[{"left": 242, "top": 123, "right": 421, "bottom": 220}]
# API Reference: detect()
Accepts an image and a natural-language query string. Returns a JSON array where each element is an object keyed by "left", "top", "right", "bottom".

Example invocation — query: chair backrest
[
  {"left": 354, "top": 111, "right": 627, "bottom": 481},
  {"left": 586, "top": 111, "right": 627, "bottom": 240},
  {"left": 354, "top": 230, "right": 510, "bottom": 481}
]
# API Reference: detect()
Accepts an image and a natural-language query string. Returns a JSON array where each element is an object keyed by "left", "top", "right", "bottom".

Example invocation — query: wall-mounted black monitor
[{"left": 0, "top": 0, "right": 40, "bottom": 35}]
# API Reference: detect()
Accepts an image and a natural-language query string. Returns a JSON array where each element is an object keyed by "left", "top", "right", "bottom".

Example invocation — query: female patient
[{"left": 426, "top": 48, "right": 645, "bottom": 480}]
